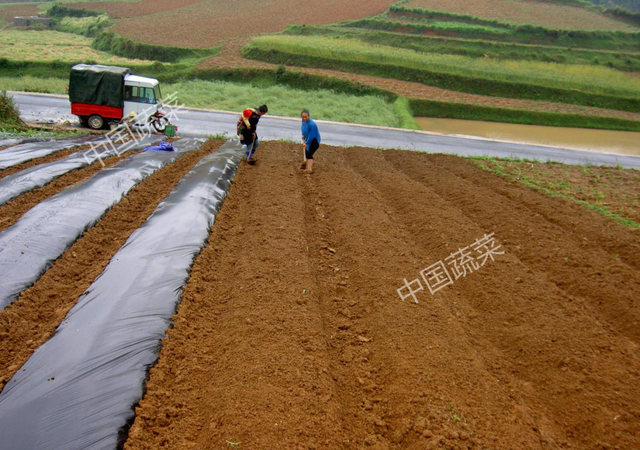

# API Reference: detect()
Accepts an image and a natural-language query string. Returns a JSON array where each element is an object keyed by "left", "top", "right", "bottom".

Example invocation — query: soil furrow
[
  {"left": 126, "top": 142, "right": 348, "bottom": 449},
  {"left": 343, "top": 147, "right": 640, "bottom": 449},
  {"left": 383, "top": 151, "right": 640, "bottom": 344},
  {"left": 54, "top": 141, "right": 640, "bottom": 450},
  {"left": 295, "top": 146, "right": 550, "bottom": 449},
  {"left": 0, "top": 139, "right": 221, "bottom": 392},
  {"left": 429, "top": 155, "right": 640, "bottom": 270}
]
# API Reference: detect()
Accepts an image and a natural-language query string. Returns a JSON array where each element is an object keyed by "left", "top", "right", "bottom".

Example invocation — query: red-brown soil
[
  {"left": 473, "top": 159, "right": 640, "bottom": 227},
  {"left": 198, "top": 38, "right": 640, "bottom": 123},
  {"left": 105, "top": 0, "right": 396, "bottom": 48},
  {"left": 64, "top": 0, "right": 207, "bottom": 19},
  {"left": 404, "top": 0, "right": 635, "bottom": 31},
  {"left": 0, "top": 139, "right": 223, "bottom": 391},
  {"left": 122, "top": 142, "right": 640, "bottom": 450},
  {"left": 0, "top": 4, "right": 40, "bottom": 23}
]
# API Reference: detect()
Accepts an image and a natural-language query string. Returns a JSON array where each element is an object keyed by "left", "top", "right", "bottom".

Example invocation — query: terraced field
[
  {"left": 73, "top": 0, "right": 396, "bottom": 48},
  {"left": 401, "top": 0, "right": 635, "bottom": 30},
  {"left": 0, "top": 136, "right": 638, "bottom": 449}
]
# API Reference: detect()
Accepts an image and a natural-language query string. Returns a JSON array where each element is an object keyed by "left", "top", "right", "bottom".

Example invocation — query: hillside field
[
  {"left": 402, "top": 0, "right": 636, "bottom": 30},
  {"left": 0, "top": 138, "right": 639, "bottom": 449}
]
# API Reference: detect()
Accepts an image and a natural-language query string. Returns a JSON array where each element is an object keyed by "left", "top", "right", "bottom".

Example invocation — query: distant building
[{"left": 13, "top": 16, "right": 52, "bottom": 28}]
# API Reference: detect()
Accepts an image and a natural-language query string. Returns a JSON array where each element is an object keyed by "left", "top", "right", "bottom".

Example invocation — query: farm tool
[{"left": 246, "top": 137, "right": 257, "bottom": 165}]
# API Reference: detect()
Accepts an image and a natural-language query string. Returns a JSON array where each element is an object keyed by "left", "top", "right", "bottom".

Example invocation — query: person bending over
[{"left": 238, "top": 104, "right": 268, "bottom": 164}]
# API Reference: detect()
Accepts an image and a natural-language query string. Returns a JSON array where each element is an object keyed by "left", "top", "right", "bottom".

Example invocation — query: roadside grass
[
  {"left": 284, "top": 25, "right": 640, "bottom": 71},
  {"left": 244, "top": 35, "right": 640, "bottom": 101},
  {"left": 0, "top": 90, "right": 27, "bottom": 131},
  {"left": 4, "top": 73, "right": 640, "bottom": 132},
  {"left": 0, "top": 29, "right": 155, "bottom": 66},
  {"left": 470, "top": 156, "right": 640, "bottom": 228},
  {"left": 0, "top": 76, "right": 68, "bottom": 94},
  {"left": 0, "top": 75, "right": 409, "bottom": 128},
  {"left": 0, "top": 127, "right": 90, "bottom": 138},
  {"left": 163, "top": 79, "right": 404, "bottom": 127}
]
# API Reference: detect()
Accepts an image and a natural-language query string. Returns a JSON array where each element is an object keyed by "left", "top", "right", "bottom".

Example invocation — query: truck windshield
[
  {"left": 124, "top": 86, "right": 157, "bottom": 104},
  {"left": 154, "top": 85, "right": 162, "bottom": 103}
]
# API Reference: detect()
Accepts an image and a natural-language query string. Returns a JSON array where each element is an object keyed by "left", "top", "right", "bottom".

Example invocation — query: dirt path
[
  {"left": 198, "top": 39, "right": 640, "bottom": 123},
  {"left": 124, "top": 142, "right": 640, "bottom": 449},
  {"left": 0, "top": 139, "right": 223, "bottom": 391}
]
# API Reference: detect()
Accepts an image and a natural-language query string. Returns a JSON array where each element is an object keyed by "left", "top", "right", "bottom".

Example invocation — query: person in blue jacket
[{"left": 300, "top": 109, "right": 321, "bottom": 173}]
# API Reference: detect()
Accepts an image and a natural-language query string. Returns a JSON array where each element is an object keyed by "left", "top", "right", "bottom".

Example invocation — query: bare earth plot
[
  {"left": 0, "top": 4, "right": 39, "bottom": 23},
  {"left": 0, "top": 139, "right": 638, "bottom": 449},
  {"left": 72, "top": 0, "right": 396, "bottom": 48},
  {"left": 402, "top": 0, "right": 636, "bottom": 31},
  {"left": 65, "top": 0, "right": 208, "bottom": 18},
  {"left": 122, "top": 142, "right": 640, "bottom": 450}
]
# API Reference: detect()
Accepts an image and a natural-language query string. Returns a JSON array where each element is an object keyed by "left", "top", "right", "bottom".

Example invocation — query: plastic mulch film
[
  {"left": 0, "top": 135, "right": 105, "bottom": 170},
  {"left": 0, "top": 137, "right": 48, "bottom": 148},
  {"left": 0, "top": 135, "right": 165, "bottom": 206},
  {"left": 0, "top": 138, "right": 205, "bottom": 310},
  {"left": 0, "top": 141, "right": 244, "bottom": 450}
]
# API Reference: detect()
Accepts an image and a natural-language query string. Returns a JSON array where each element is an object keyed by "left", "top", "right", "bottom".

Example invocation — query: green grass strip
[
  {"left": 284, "top": 25, "right": 640, "bottom": 72},
  {"left": 243, "top": 38, "right": 640, "bottom": 113},
  {"left": 342, "top": 17, "right": 640, "bottom": 51},
  {"left": 410, "top": 98, "right": 640, "bottom": 131},
  {"left": 470, "top": 158, "right": 640, "bottom": 228}
]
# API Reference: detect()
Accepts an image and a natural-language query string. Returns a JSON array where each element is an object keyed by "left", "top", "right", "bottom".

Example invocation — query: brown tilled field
[
  {"left": 402, "top": 0, "right": 635, "bottom": 31},
  {"left": 73, "top": 0, "right": 395, "bottom": 48},
  {"left": 65, "top": 0, "right": 207, "bottom": 19},
  {"left": 0, "top": 4, "right": 40, "bottom": 23},
  {"left": 1, "top": 140, "right": 639, "bottom": 449}
]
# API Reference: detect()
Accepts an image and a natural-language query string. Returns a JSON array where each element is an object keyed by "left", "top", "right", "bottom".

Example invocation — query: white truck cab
[{"left": 123, "top": 75, "right": 163, "bottom": 124}]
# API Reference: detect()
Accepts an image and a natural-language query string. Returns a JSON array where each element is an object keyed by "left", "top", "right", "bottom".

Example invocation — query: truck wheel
[{"left": 88, "top": 114, "right": 104, "bottom": 130}]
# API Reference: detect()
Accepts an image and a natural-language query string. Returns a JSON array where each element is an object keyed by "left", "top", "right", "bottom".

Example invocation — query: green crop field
[
  {"left": 244, "top": 35, "right": 640, "bottom": 100},
  {"left": 284, "top": 25, "right": 640, "bottom": 71}
]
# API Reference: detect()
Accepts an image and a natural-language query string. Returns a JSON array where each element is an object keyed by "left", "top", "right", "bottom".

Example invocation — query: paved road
[{"left": 11, "top": 92, "right": 640, "bottom": 169}]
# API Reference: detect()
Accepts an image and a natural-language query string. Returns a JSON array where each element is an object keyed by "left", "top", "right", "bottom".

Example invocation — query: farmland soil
[
  {"left": 0, "top": 5, "right": 40, "bottom": 23},
  {"left": 69, "top": 0, "right": 396, "bottom": 48},
  {"left": 0, "top": 139, "right": 223, "bottom": 392},
  {"left": 402, "top": 0, "right": 635, "bottom": 31},
  {"left": 124, "top": 142, "right": 640, "bottom": 450},
  {"left": 469, "top": 157, "right": 640, "bottom": 226}
]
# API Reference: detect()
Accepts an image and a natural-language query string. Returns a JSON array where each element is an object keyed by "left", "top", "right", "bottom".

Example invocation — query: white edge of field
[{"left": 8, "top": 90, "right": 632, "bottom": 155}]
